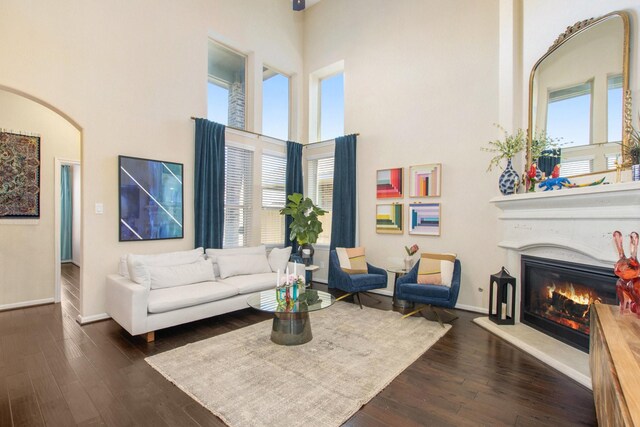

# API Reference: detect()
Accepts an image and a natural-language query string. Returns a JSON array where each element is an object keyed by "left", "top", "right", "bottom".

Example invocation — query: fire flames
[
  {"left": 539, "top": 282, "right": 602, "bottom": 334},
  {"left": 546, "top": 283, "right": 599, "bottom": 307}
]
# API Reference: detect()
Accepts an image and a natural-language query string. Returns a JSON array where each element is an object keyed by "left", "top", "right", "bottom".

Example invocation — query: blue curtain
[
  {"left": 538, "top": 148, "right": 562, "bottom": 177},
  {"left": 285, "top": 140, "right": 304, "bottom": 251},
  {"left": 195, "top": 119, "right": 226, "bottom": 249},
  {"left": 61, "top": 165, "right": 73, "bottom": 261}
]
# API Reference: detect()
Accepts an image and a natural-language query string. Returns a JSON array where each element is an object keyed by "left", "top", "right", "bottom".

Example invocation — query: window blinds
[
  {"left": 224, "top": 145, "right": 253, "bottom": 248},
  {"left": 261, "top": 153, "right": 286, "bottom": 245},
  {"left": 307, "top": 156, "right": 334, "bottom": 245}
]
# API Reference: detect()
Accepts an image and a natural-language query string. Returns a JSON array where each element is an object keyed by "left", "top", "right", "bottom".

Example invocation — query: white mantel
[{"left": 475, "top": 181, "right": 640, "bottom": 388}]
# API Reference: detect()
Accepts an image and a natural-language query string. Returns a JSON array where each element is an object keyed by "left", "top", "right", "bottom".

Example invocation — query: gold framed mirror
[{"left": 527, "top": 11, "right": 630, "bottom": 177}]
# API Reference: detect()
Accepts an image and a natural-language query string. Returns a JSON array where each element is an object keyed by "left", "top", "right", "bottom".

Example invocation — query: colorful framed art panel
[
  {"left": 119, "top": 155, "right": 184, "bottom": 241},
  {"left": 408, "top": 203, "right": 440, "bottom": 236},
  {"left": 376, "top": 168, "right": 403, "bottom": 198},
  {"left": 376, "top": 203, "right": 403, "bottom": 234},
  {"left": 0, "top": 131, "right": 41, "bottom": 218},
  {"left": 409, "top": 163, "right": 441, "bottom": 197}
]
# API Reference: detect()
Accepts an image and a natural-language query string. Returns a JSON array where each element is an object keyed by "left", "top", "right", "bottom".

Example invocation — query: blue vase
[{"left": 498, "top": 158, "right": 520, "bottom": 195}]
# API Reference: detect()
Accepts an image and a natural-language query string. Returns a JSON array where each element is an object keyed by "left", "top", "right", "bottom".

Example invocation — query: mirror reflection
[{"left": 528, "top": 12, "right": 629, "bottom": 177}]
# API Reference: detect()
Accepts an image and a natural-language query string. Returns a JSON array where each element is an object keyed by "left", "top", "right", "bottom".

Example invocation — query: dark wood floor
[{"left": 0, "top": 265, "right": 597, "bottom": 426}]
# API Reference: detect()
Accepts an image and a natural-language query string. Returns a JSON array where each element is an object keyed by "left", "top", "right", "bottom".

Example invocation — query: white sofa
[{"left": 106, "top": 245, "right": 298, "bottom": 341}]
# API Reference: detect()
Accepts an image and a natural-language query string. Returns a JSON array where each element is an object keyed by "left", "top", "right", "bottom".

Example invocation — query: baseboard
[
  {"left": 455, "top": 303, "right": 489, "bottom": 314},
  {"left": 76, "top": 312, "right": 111, "bottom": 325},
  {"left": 0, "top": 298, "right": 54, "bottom": 312}
]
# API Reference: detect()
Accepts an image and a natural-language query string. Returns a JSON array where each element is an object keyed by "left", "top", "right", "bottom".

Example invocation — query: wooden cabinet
[{"left": 590, "top": 303, "right": 640, "bottom": 426}]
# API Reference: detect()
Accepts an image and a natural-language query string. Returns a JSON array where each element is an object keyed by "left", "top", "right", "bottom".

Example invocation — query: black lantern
[{"left": 489, "top": 267, "right": 517, "bottom": 325}]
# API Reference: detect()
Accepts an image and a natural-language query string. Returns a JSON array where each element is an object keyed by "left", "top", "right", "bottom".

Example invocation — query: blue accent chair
[
  {"left": 396, "top": 259, "right": 462, "bottom": 326},
  {"left": 329, "top": 250, "right": 388, "bottom": 309}
]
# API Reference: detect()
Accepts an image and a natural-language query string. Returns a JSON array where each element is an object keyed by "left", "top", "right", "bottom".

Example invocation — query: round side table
[{"left": 387, "top": 268, "right": 414, "bottom": 311}]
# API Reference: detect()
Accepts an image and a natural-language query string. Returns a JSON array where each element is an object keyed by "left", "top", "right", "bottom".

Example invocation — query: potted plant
[
  {"left": 527, "top": 129, "right": 562, "bottom": 191},
  {"left": 279, "top": 193, "right": 327, "bottom": 263},
  {"left": 623, "top": 123, "right": 640, "bottom": 181},
  {"left": 482, "top": 124, "right": 525, "bottom": 195}
]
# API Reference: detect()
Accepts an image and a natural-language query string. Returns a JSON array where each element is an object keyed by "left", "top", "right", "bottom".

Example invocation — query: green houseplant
[{"left": 279, "top": 193, "right": 327, "bottom": 260}]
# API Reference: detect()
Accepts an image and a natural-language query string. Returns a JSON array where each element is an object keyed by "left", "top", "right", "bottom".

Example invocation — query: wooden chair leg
[{"left": 145, "top": 331, "right": 155, "bottom": 342}]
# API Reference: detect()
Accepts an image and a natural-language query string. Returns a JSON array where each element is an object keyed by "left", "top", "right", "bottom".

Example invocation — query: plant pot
[
  {"left": 498, "top": 158, "right": 520, "bottom": 195},
  {"left": 632, "top": 164, "right": 640, "bottom": 181},
  {"left": 298, "top": 243, "right": 314, "bottom": 266}
]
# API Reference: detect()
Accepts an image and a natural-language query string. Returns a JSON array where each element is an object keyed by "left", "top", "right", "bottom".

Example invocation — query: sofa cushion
[
  {"left": 127, "top": 248, "right": 205, "bottom": 288},
  {"left": 149, "top": 259, "right": 215, "bottom": 290},
  {"left": 118, "top": 255, "right": 130, "bottom": 279},
  {"left": 268, "top": 246, "right": 292, "bottom": 273},
  {"left": 206, "top": 246, "right": 266, "bottom": 278},
  {"left": 216, "top": 253, "right": 272, "bottom": 279},
  {"left": 147, "top": 281, "right": 238, "bottom": 314},
  {"left": 218, "top": 272, "right": 277, "bottom": 294}
]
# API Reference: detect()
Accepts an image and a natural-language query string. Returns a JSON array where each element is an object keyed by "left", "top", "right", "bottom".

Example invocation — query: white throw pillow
[
  {"left": 216, "top": 253, "right": 272, "bottom": 279},
  {"left": 268, "top": 247, "right": 292, "bottom": 273},
  {"left": 118, "top": 255, "right": 130, "bottom": 279},
  {"left": 206, "top": 245, "right": 266, "bottom": 278},
  {"left": 126, "top": 248, "right": 205, "bottom": 288},
  {"left": 148, "top": 259, "right": 215, "bottom": 289}
]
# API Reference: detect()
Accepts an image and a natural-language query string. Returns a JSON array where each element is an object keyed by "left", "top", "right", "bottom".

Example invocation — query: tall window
[
  {"left": 208, "top": 41, "right": 247, "bottom": 129},
  {"left": 547, "top": 81, "right": 592, "bottom": 147},
  {"left": 319, "top": 73, "right": 344, "bottom": 140},
  {"left": 307, "top": 156, "right": 334, "bottom": 246},
  {"left": 261, "top": 153, "right": 286, "bottom": 245},
  {"left": 262, "top": 67, "right": 290, "bottom": 141},
  {"left": 224, "top": 145, "right": 253, "bottom": 248},
  {"left": 608, "top": 74, "right": 623, "bottom": 143}
]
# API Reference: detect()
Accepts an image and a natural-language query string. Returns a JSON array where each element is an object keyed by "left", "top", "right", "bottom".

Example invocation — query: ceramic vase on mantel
[{"left": 498, "top": 158, "right": 520, "bottom": 195}]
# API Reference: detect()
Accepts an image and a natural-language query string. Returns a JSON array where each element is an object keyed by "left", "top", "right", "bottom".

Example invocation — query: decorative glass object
[{"left": 613, "top": 231, "right": 640, "bottom": 316}]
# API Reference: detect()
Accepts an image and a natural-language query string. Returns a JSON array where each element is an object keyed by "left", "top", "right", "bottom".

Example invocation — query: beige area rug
[{"left": 146, "top": 302, "right": 451, "bottom": 427}]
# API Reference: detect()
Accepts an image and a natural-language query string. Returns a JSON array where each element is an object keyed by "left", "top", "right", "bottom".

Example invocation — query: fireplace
[{"left": 521, "top": 255, "right": 618, "bottom": 352}]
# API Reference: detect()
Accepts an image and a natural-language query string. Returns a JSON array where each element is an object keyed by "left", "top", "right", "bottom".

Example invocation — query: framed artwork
[
  {"left": 408, "top": 203, "right": 441, "bottom": 236},
  {"left": 409, "top": 163, "right": 441, "bottom": 197},
  {"left": 119, "top": 155, "right": 184, "bottom": 241},
  {"left": 376, "top": 203, "right": 403, "bottom": 234},
  {"left": 0, "top": 131, "right": 40, "bottom": 218},
  {"left": 376, "top": 167, "right": 403, "bottom": 198}
]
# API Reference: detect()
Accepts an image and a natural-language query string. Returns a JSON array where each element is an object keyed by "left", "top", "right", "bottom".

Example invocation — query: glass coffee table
[{"left": 247, "top": 289, "right": 335, "bottom": 346}]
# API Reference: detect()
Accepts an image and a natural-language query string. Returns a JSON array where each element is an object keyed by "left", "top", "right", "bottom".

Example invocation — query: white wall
[
  {"left": 304, "top": 0, "right": 503, "bottom": 310},
  {"left": 0, "top": 0, "right": 303, "bottom": 318},
  {"left": 0, "top": 89, "right": 81, "bottom": 308}
]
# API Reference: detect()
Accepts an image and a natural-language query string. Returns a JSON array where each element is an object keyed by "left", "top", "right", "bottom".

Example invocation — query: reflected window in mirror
[
  {"left": 562, "top": 158, "right": 592, "bottom": 176},
  {"left": 547, "top": 81, "right": 592, "bottom": 148},
  {"left": 607, "top": 74, "right": 623, "bottom": 143}
]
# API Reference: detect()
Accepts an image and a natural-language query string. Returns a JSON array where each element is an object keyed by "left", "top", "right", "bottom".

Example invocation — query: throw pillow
[
  {"left": 206, "top": 245, "right": 266, "bottom": 278},
  {"left": 417, "top": 253, "right": 457, "bottom": 287},
  {"left": 217, "top": 253, "right": 272, "bottom": 279},
  {"left": 148, "top": 259, "right": 215, "bottom": 289},
  {"left": 335, "top": 247, "right": 368, "bottom": 274},
  {"left": 118, "top": 255, "right": 130, "bottom": 279},
  {"left": 268, "top": 246, "right": 292, "bottom": 273},
  {"left": 126, "top": 248, "right": 205, "bottom": 288}
]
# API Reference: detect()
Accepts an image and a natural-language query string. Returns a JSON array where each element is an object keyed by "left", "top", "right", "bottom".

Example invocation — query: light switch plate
[{"left": 95, "top": 202, "right": 104, "bottom": 214}]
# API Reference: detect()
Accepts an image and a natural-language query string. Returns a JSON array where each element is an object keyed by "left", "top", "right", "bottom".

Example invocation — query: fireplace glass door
[{"left": 521, "top": 255, "right": 617, "bottom": 351}]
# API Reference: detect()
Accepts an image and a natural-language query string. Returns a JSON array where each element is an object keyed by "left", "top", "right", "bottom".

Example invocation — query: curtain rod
[{"left": 190, "top": 116, "right": 358, "bottom": 147}]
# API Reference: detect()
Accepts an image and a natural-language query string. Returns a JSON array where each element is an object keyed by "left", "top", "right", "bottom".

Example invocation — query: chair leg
[
  {"left": 355, "top": 292, "right": 363, "bottom": 309},
  {"left": 401, "top": 305, "right": 427, "bottom": 319},
  {"left": 359, "top": 291, "right": 383, "bottom": 305},
  {"left": 335, "top": 292, "right": 353, "bottom": 302}
]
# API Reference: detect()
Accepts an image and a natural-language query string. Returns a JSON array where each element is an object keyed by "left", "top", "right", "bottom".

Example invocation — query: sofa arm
[
  {"left": 106, "top": 274, "right": 149, "bottom": 336},
  {"left": 397, "top": 262, "right": 419, "bottom": 285}
]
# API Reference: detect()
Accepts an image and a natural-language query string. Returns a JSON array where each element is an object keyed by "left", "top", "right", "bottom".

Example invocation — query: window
[
  {"left": 307, "top": 156, "right": 334, "bottom": 246},
  {"left": 261, "top": 153, "right": 286, "bottom": 245},
  {"left": 546, "top": 81, "right": 592, "bottom": 147},
  {"left": 262, "top": 67, "right": 290, "bottom": 140},
  {"left": 608, "top": 74, "right": 623, "bottom": 143},
  {"left": 208, "top": 41, "right": 246, "bottom": 129},
  {"left": 224, "top": 145, "right": 253, "bottom": 248},
  {"left": 319, "top": 73, "right": 344, "bottom": 140},
  {"left": 606, "top": 153, "right": 621, "bottom": 170}
]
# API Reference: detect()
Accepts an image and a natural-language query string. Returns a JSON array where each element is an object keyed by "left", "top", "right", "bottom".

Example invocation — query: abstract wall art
[
  {"left": 408, "top": 203, "right": 441, "bottom": 236},
  {"left": 376, "top": 203, "right": 403, "bottom": 234},
  {"left": 376, "top": 168, "right": 403, "bottom": 198},
  {"left": 0, "top": 131, "right": 41, "bottom": 218},
  {"left": 409, "top": 163, "right": 441, "bottom": 197},
  {"left": 119, "top": 155, "right": 183, "bottom": 241}
]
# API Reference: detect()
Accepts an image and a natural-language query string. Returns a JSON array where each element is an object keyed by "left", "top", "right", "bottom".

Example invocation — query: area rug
[{"left": 145, "top": 302, "right": 450, "bottom": 427}]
